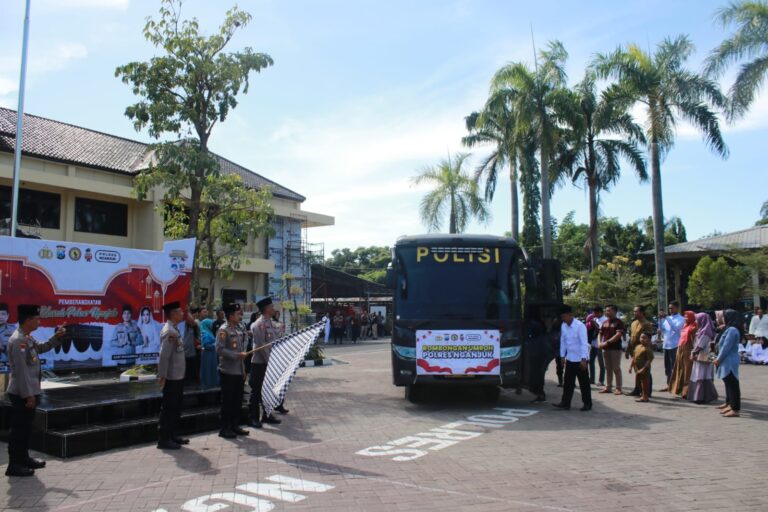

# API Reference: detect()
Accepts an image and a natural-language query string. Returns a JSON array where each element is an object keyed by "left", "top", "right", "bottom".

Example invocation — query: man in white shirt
[
  {"left": 658, "top": 301, "right": 685, "bottom": 391},
  {"left": 553, "top": 305, "right": 592, "bottom": 412},
  {"left": 749, "top": 308, "right": 768, "bottom": 340}
]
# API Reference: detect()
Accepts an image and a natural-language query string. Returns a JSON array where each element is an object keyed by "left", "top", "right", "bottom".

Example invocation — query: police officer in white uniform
[{"left": 5, "top": 305, "right": 65, "bottom": 477}]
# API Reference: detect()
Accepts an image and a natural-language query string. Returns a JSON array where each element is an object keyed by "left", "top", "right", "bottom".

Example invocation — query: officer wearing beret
[
  {"left": 248, "top": 297, "right": 284, "bottom": 428},
  {"left": 216, "top": 303, "right": 249, "bottom": 439},
  {"left": 0, "top": 303, "right": 16, "bottom": 365},
  {"left": 157, "top": 301, "right": 188, "bottom": 450},
  {"left": 5, "top": 305, "right": 66, "bottom": 477}
]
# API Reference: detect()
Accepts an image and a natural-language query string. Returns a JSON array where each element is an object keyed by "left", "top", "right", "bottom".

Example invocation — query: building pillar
[
  {"left": 753, "top": 269, "right": 761, "bottom": 309},
  {"left": 673, "top": 265, "right": 682, "bottom": 304}
]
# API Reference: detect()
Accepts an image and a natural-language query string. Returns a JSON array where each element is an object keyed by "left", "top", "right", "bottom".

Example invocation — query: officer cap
[
  {"left": 17, "top": 304, "right": 41, "bottom": 322},
  {"left": 162, "top": 301, "right": 181, "bottom": 315},
  {"left": 223, "top": 303, "right": 241, "bottom": 316},
  {"left": 256, "top": 297, "right": 273, "bottom": 312}
]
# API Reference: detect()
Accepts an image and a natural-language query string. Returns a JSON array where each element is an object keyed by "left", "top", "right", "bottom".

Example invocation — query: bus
[{"left": 386, "top": 234, "right": 563, "bottom": 402}]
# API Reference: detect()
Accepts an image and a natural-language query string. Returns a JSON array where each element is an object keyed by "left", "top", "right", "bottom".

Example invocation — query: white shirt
[
  {"left": 590, "top": 315, "right": 607, "bottom": 348},
  {"left": 749, "top": 315, "right": 768, "bottom": 338},
  {"left": 560, "top": 318, "right": 589, "bottom": 362},
  {"left": 660, "top": 314, "right": 684, "bottom": 350}
]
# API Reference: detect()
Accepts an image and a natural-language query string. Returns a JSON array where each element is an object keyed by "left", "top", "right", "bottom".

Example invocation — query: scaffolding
[{"left": 267, "top": 214, "right": 324, "bottom": 307}]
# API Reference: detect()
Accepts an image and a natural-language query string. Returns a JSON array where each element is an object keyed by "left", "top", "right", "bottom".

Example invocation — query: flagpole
[{"left": 10, "top": 0, "right": 32, "bottom": 238}]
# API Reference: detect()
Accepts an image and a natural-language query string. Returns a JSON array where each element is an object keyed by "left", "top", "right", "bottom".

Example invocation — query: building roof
[
  {"left": 0, "top": 107, "right": 305, "bottom": 202},
  {"left": 641, "top": 225, "right": 768, "bottom": 259}
]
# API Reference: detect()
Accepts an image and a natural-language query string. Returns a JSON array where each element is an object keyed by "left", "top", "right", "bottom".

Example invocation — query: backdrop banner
[{"left": 0, "top": 236, "right": 195, "bottom": 373}]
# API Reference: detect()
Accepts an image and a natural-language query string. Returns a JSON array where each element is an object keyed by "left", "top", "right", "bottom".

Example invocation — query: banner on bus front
[
  {"left": 415, "top": 330, "right": 501, "bottom": 375},
  {"left": 0, "top": 236, "right": 195, "bottom": 373}
]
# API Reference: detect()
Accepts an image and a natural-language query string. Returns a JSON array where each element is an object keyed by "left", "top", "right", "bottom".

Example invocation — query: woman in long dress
[
  {"left": 687, "top": 312, "right": 718, "bottom": 403},
  {"left": 670, "top": 311, "right": 697, "bottom": 398},
  {"left": 199, "top": 318, "right": 220, "bottom": 388}
]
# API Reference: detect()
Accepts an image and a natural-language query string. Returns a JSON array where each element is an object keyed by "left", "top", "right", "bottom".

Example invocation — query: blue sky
[{"left": 1, "top": 0, "right": 766, "bottom": 255}]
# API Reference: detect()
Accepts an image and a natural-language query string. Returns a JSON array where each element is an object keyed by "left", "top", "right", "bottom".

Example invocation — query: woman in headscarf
[
  {"left": 687, "top": 312, "right": 718, "bottom": 404},
  {"left": 199, "top": 318, "right": 220, "bottom": 388},
  {"left": 715, "top": 309, "right": 742, "bottom": 418},
  {"left": 669, "top": 311, "right": 697, "bottom": 398}
]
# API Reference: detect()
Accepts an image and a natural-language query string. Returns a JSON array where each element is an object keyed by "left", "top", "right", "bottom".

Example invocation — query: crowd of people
[
  {"left": 550, "top": 301, "right": 751, "bottom": 419},
  {"left": 3, "top": 298, "right": 292, "bottom": 477},
  {"left": 329, "top": 310, "right": 386, "bottom": 344}
]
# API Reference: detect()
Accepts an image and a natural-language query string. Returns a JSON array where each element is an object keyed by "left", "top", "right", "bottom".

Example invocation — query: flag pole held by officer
[{"left": 5, "top": 304, "right": 66, "bottom": 477}]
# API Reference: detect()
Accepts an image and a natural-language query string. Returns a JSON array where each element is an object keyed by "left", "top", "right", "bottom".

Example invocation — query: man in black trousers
[
  {"left": 157, "top": 301, "right": 188, "bottom": 450},
  {"left": 553, "top": 305, "right": 592, "bottom": 412}
]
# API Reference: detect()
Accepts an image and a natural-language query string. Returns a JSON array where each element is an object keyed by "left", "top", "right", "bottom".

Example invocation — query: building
[
  {"left": 0, "top": 107, "right": 333, "bottom": 307},
  {"left": 641, "top": 225, "right": 768, "bottom": 308}
]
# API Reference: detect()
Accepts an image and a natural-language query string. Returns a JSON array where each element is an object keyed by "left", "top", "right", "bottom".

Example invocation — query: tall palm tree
[
  {"left": 491, "top": 41, "right": 571, "bottom": 258},
  {"left": 705, "top": 1, "right": 768, "bottom": 119},
  {"left": 557, "top": 75, "right": 648, "bottom": 270},
  {"left": 594, "top": 35, "right": 729, "bottom": 310},
  {"left": 411, "top": 153, "right": 490, "bottom": 234},
  {"left": 463, "top": 89, "right": 522, "bottom": 240}
]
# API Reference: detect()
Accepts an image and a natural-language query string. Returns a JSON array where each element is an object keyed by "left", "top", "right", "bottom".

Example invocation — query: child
[{"left": 629, "top": 333, "right": 654, "bottom": 402}]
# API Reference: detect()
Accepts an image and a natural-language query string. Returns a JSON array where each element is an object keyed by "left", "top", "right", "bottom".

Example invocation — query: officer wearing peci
[
  {"left": 156, "top": 301, "right": 189, "bottom": 450},
  {"left": 248, "top": 297, "right": 287, "bottom": 428},
  {"left": 216, "top": 303, "right": 250, "bottom": 439},
  {"left": 5, "top": 305, "right": 66, "bottom": 477}
]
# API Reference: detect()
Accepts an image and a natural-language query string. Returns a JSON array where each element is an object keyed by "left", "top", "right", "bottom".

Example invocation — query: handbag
[{"left": 695, "top": 349, "right": 711, "bottom": 363}]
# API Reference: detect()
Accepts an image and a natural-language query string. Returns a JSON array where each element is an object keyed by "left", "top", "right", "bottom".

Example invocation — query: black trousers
[
  {"left": 158, "top": 379, "right": 184, "bottom": 441},
  {"left": 555, "top": 356, "right": 564, "bottom": 383},
  {"left": 561, "top": 361, "right": 592, "bottom": 408},
  {"left": 7, "top": 393, "right": 37, "bottom": 466},
  {"left": 723, "top": 372, "right": 741, "bottom": 411},
  {"left": 219, "top": 372, "right": 244, "bottom": 430},
  {"left": 185, "top": 355, "right": 200, "bottom": 382},
  {"left": 631, "top": 369, "right": 653, "bottom": 397},
  {"left": 248, "top": 363, "right": 268, "bottom": 417},
  {"left": 589, "top": 345, "right": 605, "bottom": 384},
  {"left": 664, "top": 348, "right": 677, "bottom": 384}
]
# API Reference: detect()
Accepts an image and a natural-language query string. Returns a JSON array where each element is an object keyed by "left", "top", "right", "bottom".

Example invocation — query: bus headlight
[
  {"left": 500, "top": 346, "right": 521, "bottom": 360},
  {"left": 393, "top": 345, "right": 416, "bottom": 359}
]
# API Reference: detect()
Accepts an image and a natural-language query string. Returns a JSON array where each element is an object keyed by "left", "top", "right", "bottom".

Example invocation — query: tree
[
  {"left": 571, "top": 255, "right": 656, "bottom": 313},
  {"left": 594, "top": 35, "right": 729, "bottom": 311},
  {"left": 641, "top": 216, "right": 689, "bottom": 245},
  {"left": 730, "top": 247, "right": 768, "bottom": 299},
  {"left": 325, "top": 246, "right": 391, "bottom": 282},
  {"left": 552, "top": 211, "right": 590, "bottom": 272},
  {"left": 557, "top": 75, "right": 647, "bottom": 270},
  {"left": 411, "top": 153, "right": 490, "bottom": 234},
  {"left": 116, "top": 0, "right": 274, "bottom": 303},
  {"left": 491, "top": 41, "right": 571, "bottom": 258},
  {"left": 463, "top": 93, "right": 522, "bottom": 240},
  {"left": 757, "top": 199, "right": 768, "bottom": 225},
  {"left": 705, "top": 1, "right": 768, "bottom": 119},
  {"left": 687, "top": 256, "right": 747, "bottom": 308},
  {"left": 519, "top": 137, "right": 542, "bottom": 252}
]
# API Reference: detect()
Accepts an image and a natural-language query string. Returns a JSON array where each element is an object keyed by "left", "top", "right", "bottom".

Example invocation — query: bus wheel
[
  {"left": 484, "top": 386, "right": 501, "bottom": 402},
  {"left": 405, "top": 384, "right": 424, "bottom": 403}
]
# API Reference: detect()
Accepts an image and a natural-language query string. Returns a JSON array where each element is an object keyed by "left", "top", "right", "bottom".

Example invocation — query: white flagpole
[{"left": 10, "top": 0, "right": 32, "bottom": 238}]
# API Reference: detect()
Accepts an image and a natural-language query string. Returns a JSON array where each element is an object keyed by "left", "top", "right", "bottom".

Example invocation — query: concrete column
[
  {"left": 753, "top": 269, "right": 761, "bottom": 309},
  {"left": 673, "top": 265, "right": 682, "bottom": 304}
]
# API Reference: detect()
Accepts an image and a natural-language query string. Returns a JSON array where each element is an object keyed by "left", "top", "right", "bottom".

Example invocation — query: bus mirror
[{"left": 385, "top": 268, "right": 396, "bottom": 289}]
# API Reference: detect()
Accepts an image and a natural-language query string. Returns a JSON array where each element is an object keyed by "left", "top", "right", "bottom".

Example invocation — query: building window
[
  {"left": 75, "top": 197, "right": 128, "bottom": 236},
  {"left": 0, "top": 186, "right": 61, "bottom": 229}
]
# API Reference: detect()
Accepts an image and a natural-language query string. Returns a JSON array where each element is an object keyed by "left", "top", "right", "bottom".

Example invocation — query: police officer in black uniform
[
  {"left": 216, "top": 303, "right": 249, "bottom": 439},
  {"left": 5, "top": 305, "right": 66, "bottom": 477}
]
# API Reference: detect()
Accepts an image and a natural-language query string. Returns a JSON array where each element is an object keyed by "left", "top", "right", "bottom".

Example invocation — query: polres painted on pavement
[{"left": 356, "top": 408, "right": 538, "bottom": 461}]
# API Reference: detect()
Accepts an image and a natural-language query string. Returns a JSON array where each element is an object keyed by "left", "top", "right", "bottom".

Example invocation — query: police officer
[
  {"left": 5, "top": 305, "right": 66, "bottom": 477},
  {"left": 0, "top": 303, "right": 16, "bottom": 364},
  {"left": 216, "top": 303, "right": 249, "bottom": 439},
  {"left": 110, "top": 305, "right": 141, "bottom": 366},
  {"left": 248, "top": 297, "right": 284, "bottom": 428},
  {"left": 157, "top": 301, "right": 188, "bottom": 450}
]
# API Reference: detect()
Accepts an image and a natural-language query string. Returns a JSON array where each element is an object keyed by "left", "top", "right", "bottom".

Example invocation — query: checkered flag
[{"left": 262, "top": 321, "right": 324, "bottom": 417}]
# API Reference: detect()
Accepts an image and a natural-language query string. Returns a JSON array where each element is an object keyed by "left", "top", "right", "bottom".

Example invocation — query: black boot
[
  {"left": 5, "top": 464, "right": 34, "bottom": 477},
  {"left": 172, "top": 437, "right": 190, "bottom": 445},
  {"left": 275, "top": 404, "right": 289, "bottom": 415},
  {"left": 26, "top": 458, "right": 46, "bottom": 469},
  {"left": 262, "top": 412, "right": 282, "bottom": 425}
]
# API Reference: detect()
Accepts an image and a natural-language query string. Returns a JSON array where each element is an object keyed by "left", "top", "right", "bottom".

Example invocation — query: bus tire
[
  {"left": 405, "top": 384, "right": 424, "bottom": 403},
  {"left": 484, "top": 385, "right": 501, "bottom": 402}
]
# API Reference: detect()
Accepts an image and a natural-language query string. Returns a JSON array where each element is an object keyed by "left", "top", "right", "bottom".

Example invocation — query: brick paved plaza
[{"left": 1, "top": 340, "right": 766, "bottom": 512}]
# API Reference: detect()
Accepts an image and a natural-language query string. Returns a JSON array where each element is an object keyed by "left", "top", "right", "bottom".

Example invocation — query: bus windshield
[{"left": 394, "top": 245, "right": 520, "bottom": 321}]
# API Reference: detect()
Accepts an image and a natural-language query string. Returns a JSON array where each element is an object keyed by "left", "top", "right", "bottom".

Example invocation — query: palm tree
[
  {"left": 463, "top": 89, "right": 522, "bottom": 240},
  {"left": 594, "top": 35, "right": 728, "bottom": 310},
  {"left": 411, "top": 153, "right": 490, "bottom": 234},
  {"left": 491, "top": 41, "right": 571, "bottom": 258},
  {"left": 557, "top": 75, "right": 647, "bottom": 270},
  {"left": 705, "top": 1, "right": 768, "bottom": 119}
]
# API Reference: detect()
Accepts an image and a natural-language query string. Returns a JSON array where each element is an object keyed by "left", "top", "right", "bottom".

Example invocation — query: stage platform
[{"left": 0, "top": 380, "right": 247, "bottom": 458}]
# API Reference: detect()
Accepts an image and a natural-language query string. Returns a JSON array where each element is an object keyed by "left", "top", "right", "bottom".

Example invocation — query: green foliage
[
  {"left": 412, "top": 153, "right": 490, "bottom": 234},
  {"left": 117, "top": 0, "right": 274, "bottom": 304},
  {"left": 687, "top": 256, "right": 748, "bottom": 308},
  {"left": 705, "top": 1, "right": 768, "bottom": 119},
  {"left": 757, "top": 200, "right": 768, "bottom": 225},
  {"left": 729, "top": 247, "right": 768, "bottom": 299},
  {"left": 325, "top": 246, "right": 390, "bottom": 278},
  {"left": 552, "top": 211, "right": 590, "bottom": 272},
  {"left": 519, "top": 138, "right": 542, "bottom": 253},
  {"left": 571, "top": 256, "right": 656, "bottom": 312}
]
